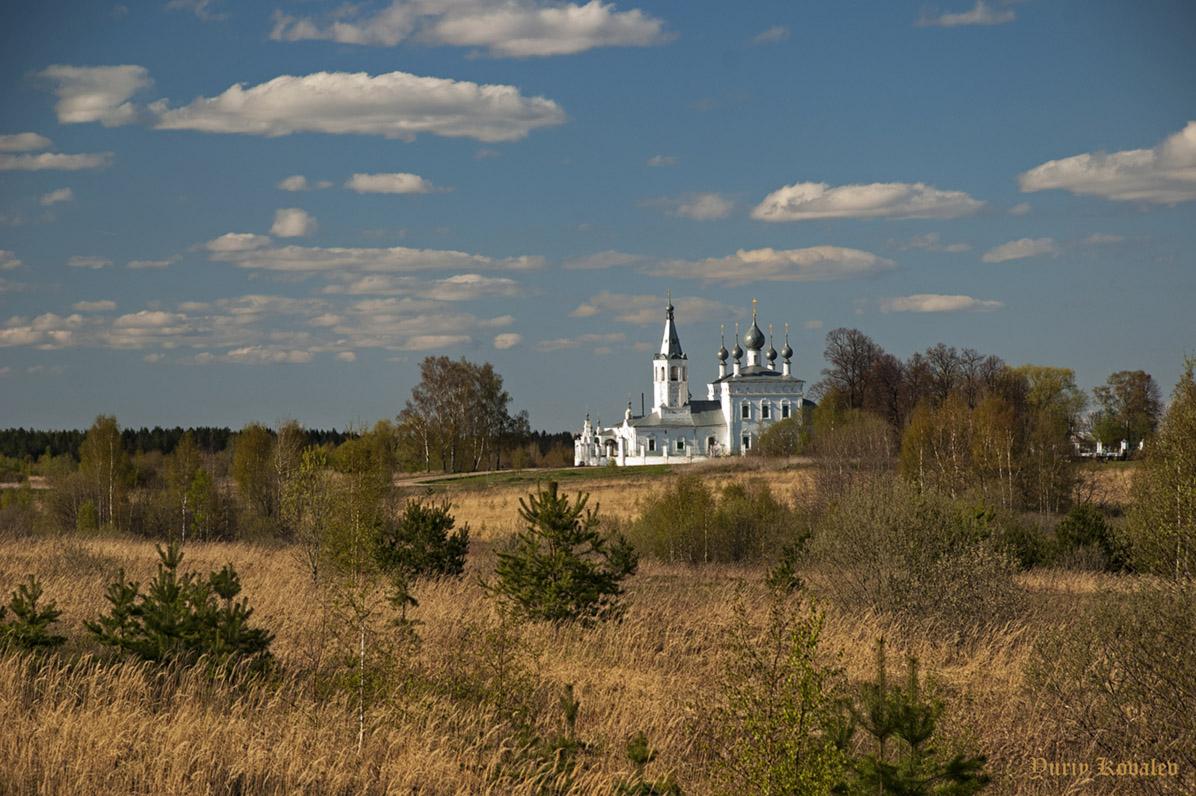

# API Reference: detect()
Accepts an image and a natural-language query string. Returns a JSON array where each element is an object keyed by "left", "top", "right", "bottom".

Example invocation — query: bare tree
[{"left": 816, "top": 328, "right": 883, "bottom": 409}]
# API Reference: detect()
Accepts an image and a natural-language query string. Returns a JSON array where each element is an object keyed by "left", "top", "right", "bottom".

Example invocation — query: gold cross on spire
[{"left": 752, "top": 297, "right": 757, "bottom": 319}]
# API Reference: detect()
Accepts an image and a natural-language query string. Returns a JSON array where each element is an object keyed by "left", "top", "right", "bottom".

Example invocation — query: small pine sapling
[
  {"left": 484, "top": 481, "right": 637, "bottom": 624},
  {"left": 376, "top": 496, "right": 469, "bottom": 579},
  {"left": 615, "top": 731, "right": 683, "bottom": 796},
  {"left": 0, "top": 575, "right": 66, "bottom": 652},
  {"left": 845, "top": 638, "right": 989, "bottom": 796}
]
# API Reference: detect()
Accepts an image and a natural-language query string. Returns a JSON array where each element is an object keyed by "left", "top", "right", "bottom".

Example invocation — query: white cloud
[
  {"left": 127, "top": 255, "right": 181, "bottom": 269},
  {"left": 1018, "top": 121, "right": 1196, "bottom": 204},
  {"left": 207, "top": 241, "right": 544, "bottom": 275},
  {"left": 277, "top": 175, "right": 332, "bottom": 191},
  {"left": 399, "top": 335, "right": 472, "bottom": 351},
  {"left": 569, "top": 291, "right": 736, "bottom": 325},
  {"left": 752, "top": 181, "right": 984, "bottom": 222},
  {"left": 980, "top": 237, "right": 1059, "bottom": 263},
  {"left": 39, "top": 64, "right": 153, "bottom": 125},
  {"left": 344, "top": 172, "right": 439, "bottom": 194},
  {"left": 0, "top": 251, "right": 21, "bottom": 270},
  {"left": 154, "top": 70, "right": 566, "bottom": 142},
  {"left": 41, "top": 65, "right": 565, "bottom": 143},
  {"left": 493, "top": 333, "right": 522, "bottom": 349},
  {"left": 915, "top": 1, "right": 1015, "bottom": 28},
  {"left": 647, "top": 246, "right": 898, "bottom": 286},
  {"left": 224, "top": 346, "right": 313, "bottom": 364},
  {"left": 563, "top": 250, "right": 646, "bottom": 270},
  {"left": 0, "top": 152, "right": 113, "bottom": 171},
  {"left": 204, "top": 233, "right": 273, "bottom": 252},
  {"left": 39, "top": 188, "right": 74, "bottom": 206},
  {"left": 879, "top": 294, "right": 1004, "bottom": 313},
  {"left": 0, "top": 312, "right": 89, "bottom": 349},
  {"left": 165, "top": 0, "right": 226, "bottom": 21},
  {"left": 0, "top": 133, "right": 53, "bottom": 152},
  {"left": 1009, "top": 201, "right": 1032, "bottom": 215},
  {"left": 534, "top": 332, "right": 626, "bottom": 351},
  {"left": 646, "top": 154, "right": 676, "bottom": 167},
  {"left": 752, "top": 25, "right": 789, "bottom": 43},
  {"left": 72, "top": 300, "right": 117, "bottom": 312},
  {"left": 68, "top": 255, "right": 113, "bottom": 269},
  {"left": 323, "top": 273, "right": 526, "bottom": 300},
  {"left": 271, "top": 208, "right": 318, "bottom": 238},
  {"left": 271, "top": 0, "right": 673, "bottom": 58},
  {"left": 641, "top": 192, "right": 734, "bottom": 220},
  {"left": 886, "top": 232, "right": 971, "bottom": 253},
  {"left": 335, "top": 351, "right": 357, "bottom": 362},
  {"left": 1081, "top": 233, "right": 1125, "bottom": 245}
]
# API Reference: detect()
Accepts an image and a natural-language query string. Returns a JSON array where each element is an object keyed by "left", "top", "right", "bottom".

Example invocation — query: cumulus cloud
[
  {"left": 1018, "top": 121, "right": 1196, "bottom": 204},
  {"left": 165, "top": 0, "right": 226, "bottom": 21},
  {"left": 1009, "top": 202, "right": 1032, "bottom": 215},
  {"left": 40, "top": 188, "right": 74, "bottom": 206},
  {"left": 224, "top": 346, "right": 313, "bottom": 364},
  {"left": 344, "top": 172, "right": 439, "bottom": 194},
  {"left": 752, "top": 181, "right": 984, "bottom": 222},
  {"left": 563, "top": 250, "right": 646, "bottom": 270},
  {"left": 878, "top": 294, "right": 1004, "bottom": 313},
  {"left": 915, "top": 1, "right": 1015, "bottom": 27},
  {"left": 886, "top": 232, "right": 971, "bottom": 253},
  {"left": 127, "top": 255, "right": 181, "bottom": 269},
  {"left": 0, "top": 152, "right": 113, "bottom": 171},
  {"left": 277, "top": 175, "right": 332, "bottom": 191},
  {"left": 533, "top": 332, "right": 625, "bottom": 351},
  {"left": 41, "top": 65, "right": 566, "bottom": 143},
  {"left": 981, "top": 237, "right": 1058, "bottom": 263},
  {"left": 39, "top": 64, "right": 153, "bottom": 125},
  {"left": 205, "top": 240, "right": 543, "bottom": 275},
  {"left": 640, "top": 192, "right": 734, "bottom": 220},
  {"left": 322, "top": 273, "right": 527, "bottom": 300},
  {"left": 270, "top": 0, "right": 673, "bottom": 58},
  {"left": 0, "top": 133, "right": 54, "bottom": 152},
  {"left": 493, "top": 332, "right": 522, "bottom": 349},
  {"left": 68, "top": 255, "right": 113, "bottom": 269},
  {"left": 0, "top": 251, "right": 22, "bottom": 270},
  {"left": 646, "top": 246, "right": 898, "bottom": 286},
  {"left": 646, "top": 154, "right": 676, "bottom": 167},
  {"left": 271, "top": 208, "right": 318, "bottom": 237},
  {"left": 204, "top": 233, "right": 273, "bottom": 252},
  {"left": 155, "top": 70, "right": 565, "bottom": 142},
  {"left": 72, "top": 300, "right": 117, "bottom": 312},
  {"left": 335, "top": 351, "right": 357, "bottom": 362},
  {"left": 569, "top": 291, "right": 736, "bottom": 325},
  {"left": 0, "top": 312, "right": 89, "bottom": 349},
  {"left": 752, "top": 25, "right": 789, "bottom": 43}
]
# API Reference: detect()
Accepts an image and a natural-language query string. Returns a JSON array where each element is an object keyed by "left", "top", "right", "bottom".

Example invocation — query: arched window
[
  {"left": 741, "top": 403, "right": 750, "bottom": 419},
  {"left": 761, "top": 401, "right": 771, "bottom": 420},
  {"left": 781, "top": 402, "right": 791, "bottom": 419},
  {"left": 670, "top": 366, "right": 678, "bottom": 381},
  {"left": 647, "top": 436, "right": 656, "bottom": 452},
  {"left": 676, "top": 437, "right": 685, "bottom": 452}
]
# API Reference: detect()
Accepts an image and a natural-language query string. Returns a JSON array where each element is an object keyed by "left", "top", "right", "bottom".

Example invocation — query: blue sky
[{"left": 1, "top": 0, "right": 1193, "bottom": 433}]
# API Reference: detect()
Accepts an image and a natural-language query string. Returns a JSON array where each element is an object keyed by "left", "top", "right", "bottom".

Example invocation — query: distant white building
[{"left": 574, "top": 297, "right": 806, "bottom": 466}]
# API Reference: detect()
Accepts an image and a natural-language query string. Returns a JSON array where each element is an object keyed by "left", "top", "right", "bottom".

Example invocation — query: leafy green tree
[
  {"left": 165, "top": 431, "right": 201, "bottom": 541},
  {"left": 232, "top": 422, "right": 276, "bottom": 521},
  {"left": 0, "top": 576, "right": 66, "bottom": 652},
  {"left": 754, "top": 412, "right": 811, "bottom": 458},
  {"left": 485, "top": 481, "right": 637, "bottom": 624},
  {"left": 78, "top": 414, "right": 130, "bottom": 528},
  {"left": 705, "top": 592, "right": 847, "bottom": 796},
  {"left": 1093, "top": 369, "right": 1163, "bottom": 448},
  {"left": 1126, "top": 357, "right": 1196, "bottom": 577},
  {"left": 376, "top": 497, "right": 469, "bottom": 579}
]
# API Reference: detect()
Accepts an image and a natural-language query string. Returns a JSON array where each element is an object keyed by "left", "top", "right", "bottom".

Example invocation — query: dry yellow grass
[{"left": 0, "top": 463, "right": 1176, "bottom": 796}]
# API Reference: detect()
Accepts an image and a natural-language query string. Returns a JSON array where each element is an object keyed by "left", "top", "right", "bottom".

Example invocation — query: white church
[{"left": 574, "top": 297, "right": 807, "bottom": 466}]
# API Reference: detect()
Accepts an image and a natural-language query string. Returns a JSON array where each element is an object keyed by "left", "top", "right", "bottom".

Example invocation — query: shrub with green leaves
[
  {"left": 484, "top": 481, "right": 637, "bottom": 624},
  {"left": 85, "top": 543, "right": 273, "bottom": 673},
  {"left": 376, "top": 496, "right": 469, "bottom": 579},
  {"left": 0, "top": 575, "right": 66, "bottom": 652},
  {"left": 1052, "top": 503, "right": 1123, "bottom": 571}
]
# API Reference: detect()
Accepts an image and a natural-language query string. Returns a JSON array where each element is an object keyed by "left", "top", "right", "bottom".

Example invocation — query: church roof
[
  {"left": 627, "top": 399, "right": 724, "bottom": 428},
  {"left": 711, "top": 365, "right": 804, "bottom": 385},
  {"left": 657, "top": 297, "right": 684, "bottom": 359}
]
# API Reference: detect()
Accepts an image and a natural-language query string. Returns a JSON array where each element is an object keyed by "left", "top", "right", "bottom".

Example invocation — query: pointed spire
[{"left": 659, "top": 290, "right": 683, "bottom": 357}]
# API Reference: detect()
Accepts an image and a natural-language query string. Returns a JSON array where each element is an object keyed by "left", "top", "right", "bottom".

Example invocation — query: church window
[
  {"left": 742, "top": 434, "right": 751, "bottom": 451},
  {"left": 741, "top": 403, "right": 750, "bottom": 419},
  {"left": 761, "top": 402, "right": 771, "bottom": 419},
  {"left": 670, "top": 366, "right": 678, "bottom": 381},
  {"left": 676, "top": 438, "right": 685, "bottom": 452},
  {"left": 781, "top": 402, "right": 791, "bottom": 419},
  {"left": 647, "top": 437, "right": 656, "bottom": 452}
]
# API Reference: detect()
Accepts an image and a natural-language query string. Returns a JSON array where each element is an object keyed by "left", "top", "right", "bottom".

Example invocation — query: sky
[{"left": 1, "top": 0, "right": 1193, "bottom": 434}]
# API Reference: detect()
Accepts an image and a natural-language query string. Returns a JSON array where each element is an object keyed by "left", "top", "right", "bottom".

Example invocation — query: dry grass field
[{"left": 1, "top": 462, "right": 1189, "bottom": 796}]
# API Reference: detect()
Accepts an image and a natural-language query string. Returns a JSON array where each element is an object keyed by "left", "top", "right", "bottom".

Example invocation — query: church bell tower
[{"left": 652, "top": 291, "right": 688, "bottom": 413}]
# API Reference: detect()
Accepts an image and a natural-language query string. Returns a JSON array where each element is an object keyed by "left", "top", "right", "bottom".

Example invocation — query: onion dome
[
  {"left": 731, "top": 323, "right": 743, "bottom": 360},
  {"left": 744, "top": 320, "right": 765, "bottom": 351},
  {"left": 765, "top": 324, "right": 777, "bottom": 363},
  {"left": 717, "top": 325, "right": 729, "bottom": 361},
  {"left": 781, "top": 322, "right": 793, "bottom": 360}
]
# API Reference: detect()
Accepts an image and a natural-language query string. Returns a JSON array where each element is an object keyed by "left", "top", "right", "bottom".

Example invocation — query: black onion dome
[
  {"left": 731, "top": 342, "right": 743, "bottom": 360},
  {"left": 781, "top": 342, "right": 793, "bottom": 360},
  {"left": 717, "top": 344, "right": 729, "bottom": 361},
  {"left": 744, "top": 321, "right": 765, "bottom": 351},
  {"left": 766, "top": 344, "right": 777, "bottom": 362}
]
